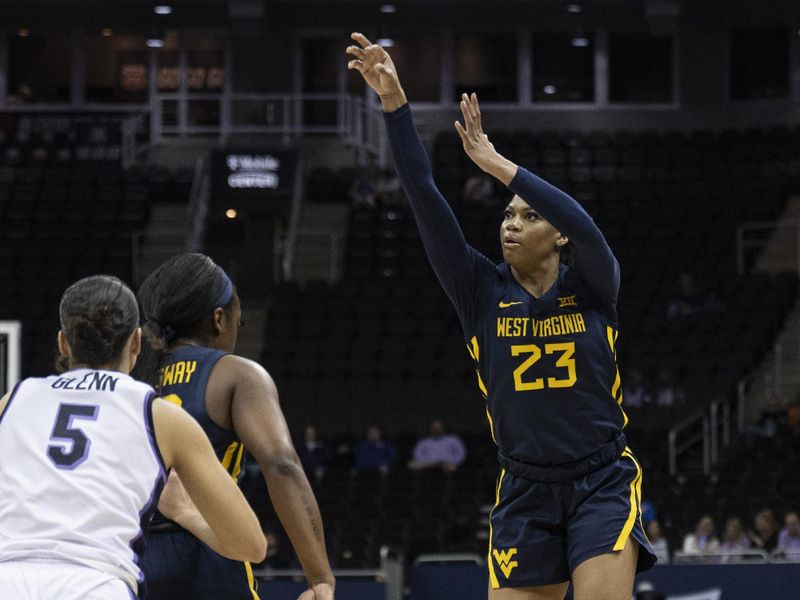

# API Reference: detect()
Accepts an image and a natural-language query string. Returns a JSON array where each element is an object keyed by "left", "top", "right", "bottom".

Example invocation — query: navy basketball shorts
[
  {"left": 488, "top": 448, "right": 656, "bottom": 588},
  {"left": 141, "top": 529, "right": 259, "bottom": 600}
]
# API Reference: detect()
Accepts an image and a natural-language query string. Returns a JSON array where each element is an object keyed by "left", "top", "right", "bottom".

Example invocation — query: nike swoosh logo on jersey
[{"left": 498, "top": 301, "right": 524, "bottom": 308}]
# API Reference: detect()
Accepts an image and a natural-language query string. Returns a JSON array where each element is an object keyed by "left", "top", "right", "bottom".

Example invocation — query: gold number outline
[{"left": 511, "top": 342, "right": 576, "bottom": 391}]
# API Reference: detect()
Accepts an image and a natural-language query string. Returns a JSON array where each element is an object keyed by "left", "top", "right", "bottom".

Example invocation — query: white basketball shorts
[{"left": 0, "top": 559, "right": 133, "bottom": 599}]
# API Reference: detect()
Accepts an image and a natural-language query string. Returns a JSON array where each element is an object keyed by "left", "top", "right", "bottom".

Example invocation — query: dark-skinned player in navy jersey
[{"left": 347, "top": 33, "right": 655, "bottom": 600}]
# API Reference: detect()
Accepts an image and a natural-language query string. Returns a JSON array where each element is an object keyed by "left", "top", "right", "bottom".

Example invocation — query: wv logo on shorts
[{"left": 492, "top": 548, "right": 518, "bottom": 578}]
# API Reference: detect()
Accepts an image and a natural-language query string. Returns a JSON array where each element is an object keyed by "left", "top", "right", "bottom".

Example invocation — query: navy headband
[{"left": 215, "top": 271, "right": 233, "bottom": 307}]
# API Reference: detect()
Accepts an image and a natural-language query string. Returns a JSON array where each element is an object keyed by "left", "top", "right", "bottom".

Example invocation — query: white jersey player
[{"left": 0, "top": 275, "right": 266, "bottom": 600}]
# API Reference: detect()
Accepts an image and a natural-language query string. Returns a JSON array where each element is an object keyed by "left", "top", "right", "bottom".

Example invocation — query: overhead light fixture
[
  {"left": 379, "top": 4, "right": 397, "bottom": 13},
  {"left": 571, "top": 36, "right": 590, "bottom": 47},
  {"left": 154, "top": 5, "right": 173, "bottom": 15},
  {"left": 543, "top": 85, "right": 557, "bottom": 95},
  {"left": 146, "top": 38, "right": 165, "bottom": 48},
  {"left": 567, "top": 3, "right": 582, "bottom": 13},
  {"left": 225, "top": 208, "right": 238, "bottom": 219},
  {"left": 17, "top": 28, "right": 30, "bottom": 37},
  {"left": 376, "top": 38, "right": 395, "bottom": 47},
  {"left": 101, "top": 28, "right": 113, "bottom": 37}
]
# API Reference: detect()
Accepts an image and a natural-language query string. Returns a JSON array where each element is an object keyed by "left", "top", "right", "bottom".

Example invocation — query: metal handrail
[
  {"left": 0, "top": 103, "right": 145, "bottom": 113},
  {"left": 121, "top": 110, "right": 150, "bottom": 169},
  {"left": 667, "top": 409, "right": 706, "bottom": 476},
  {"left": 281, "top": 161, "right": 305, "bottom": 281},
  {"left": 149, "top": 92, "right": 387, "bottom": 166},
  {"left": 185, "top": 154, "right": 210, "bottom": 253},
  {"left": 667, "top": 395, "right": 739, "bottom": 476}
]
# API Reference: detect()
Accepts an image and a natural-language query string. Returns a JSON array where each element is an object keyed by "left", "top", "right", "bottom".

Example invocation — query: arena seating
[
  {"left": 257, "top": 124, "right": 800, "bottom": 567},
  {"left": 0, "top": 155, "right": 191, "bottom": 377}
]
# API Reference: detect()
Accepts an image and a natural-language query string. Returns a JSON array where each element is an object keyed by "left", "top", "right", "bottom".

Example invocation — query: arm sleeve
[
  {"left": 383, "top": 104, "right": 496, "bottom": 328},
  {"left": 508, "top": 167, "right": 620, "bottom": 310}
]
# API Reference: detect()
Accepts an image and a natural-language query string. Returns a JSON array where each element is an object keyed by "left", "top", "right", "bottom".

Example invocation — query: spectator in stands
[
  {"left": 461, "top": 172, "right": 495, "bottom": 207},
  {"left": 297, "top": 424, "right": 332, "bottom": 481},
  {"left": 776, "top": 511, "right": 800, "bottom": 558},
  {"left": 682, "top": 515, "right": 720, "bottom": 555},
  {"left": 744, "top": 410, "right": 781, "bottom": 448},
  {"left": 748, "top": 509, "right": 779, "bottom": 553},
  {"left": 640, "top": 500, "right": 658, "bottom": 526},
  {"left": 348, "top": 167, "right": 377, "bottom": 208},
  {"left": 645, "top": 520, "right": 670, "bottom": 564},
  {"left": 621, "top": 367, "right": 652, "bottom": 410},
  {"left": 354, "top": 424, "right": 397, "bottom": 474},
  {"left": 376, "top": 168, "right": 404, "bottom": 206},
  {"left": 666, "top": 272, "right": 715, "bottom": 319},
  {"left": 719, "top": 517, "right": 751, "bottom": 553},
  {"left": 408, "top": 419, "right": 467, "bottom": 472},
  {"left": 653, "top": 367, "right": 686, "bottom": 408}
]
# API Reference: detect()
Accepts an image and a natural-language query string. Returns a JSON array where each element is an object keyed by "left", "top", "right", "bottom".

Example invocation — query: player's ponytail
[
  {"left": 58, "top": 275, "right": 140, "bottom": 369},
  {"left": 131, "top": 253, "right": 236, "bottom": 391}
]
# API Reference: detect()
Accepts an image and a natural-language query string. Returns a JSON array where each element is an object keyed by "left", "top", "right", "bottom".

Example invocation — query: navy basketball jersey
[
  {"left": 466, "top": 261, "right": 625, "bottom": 468},
  {"left": 157, "top": 346, "right": 245, "bottom": 480}
]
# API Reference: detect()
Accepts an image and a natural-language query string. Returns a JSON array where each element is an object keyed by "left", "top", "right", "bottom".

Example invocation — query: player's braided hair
[
  {"left": 58, "top": 275, "right": 139, "bottom": 369},
  {"left": 131, "top": 253, "right": 236, "bottom": 391}
]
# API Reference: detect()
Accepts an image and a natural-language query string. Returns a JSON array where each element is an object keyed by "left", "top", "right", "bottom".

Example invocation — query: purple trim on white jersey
[
  {"left": 128, "top": 390, "right": 167, "bottom": 592},
  {"left": 143, "top": 391, "right": 167, "bottom": 477}
]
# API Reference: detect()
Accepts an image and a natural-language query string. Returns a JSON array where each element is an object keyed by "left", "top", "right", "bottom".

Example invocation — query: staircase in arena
[
  {"left": 133, "top": 202, "right": 188, "bottom": 285},
  {"left": 290, "top": 202, "right": 350, "bottom": 283},
  {"left": 754, "top": 195, "right": 800, "bottom": 274},
  {"left": 235, "top": 307, "right": 266, "bottom": 362}
]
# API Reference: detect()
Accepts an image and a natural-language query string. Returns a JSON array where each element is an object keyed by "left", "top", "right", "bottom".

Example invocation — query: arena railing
[
  {"left": 672, "top": 549, "right": 800, "bottom": 564},
  {"left": 280, "top": 160, "right": 305, "bottom": 281},
  {"left": 734, "top": 300, "right": 800, "bottom": 427},
  {"left": 121, "top": 110, "right": 150, "bottom": 170},
  {"left": 667, "top": 394, "right": 739, "bottom": 477},
  {"left": 185, "top": 153, "right": 211, "bottom": 253},
  {"left": 147, "top": 92, "right": 388, "bottom": 166},
  {"left": 669, "top": 301, "right": 800, "bottom": 476}
]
